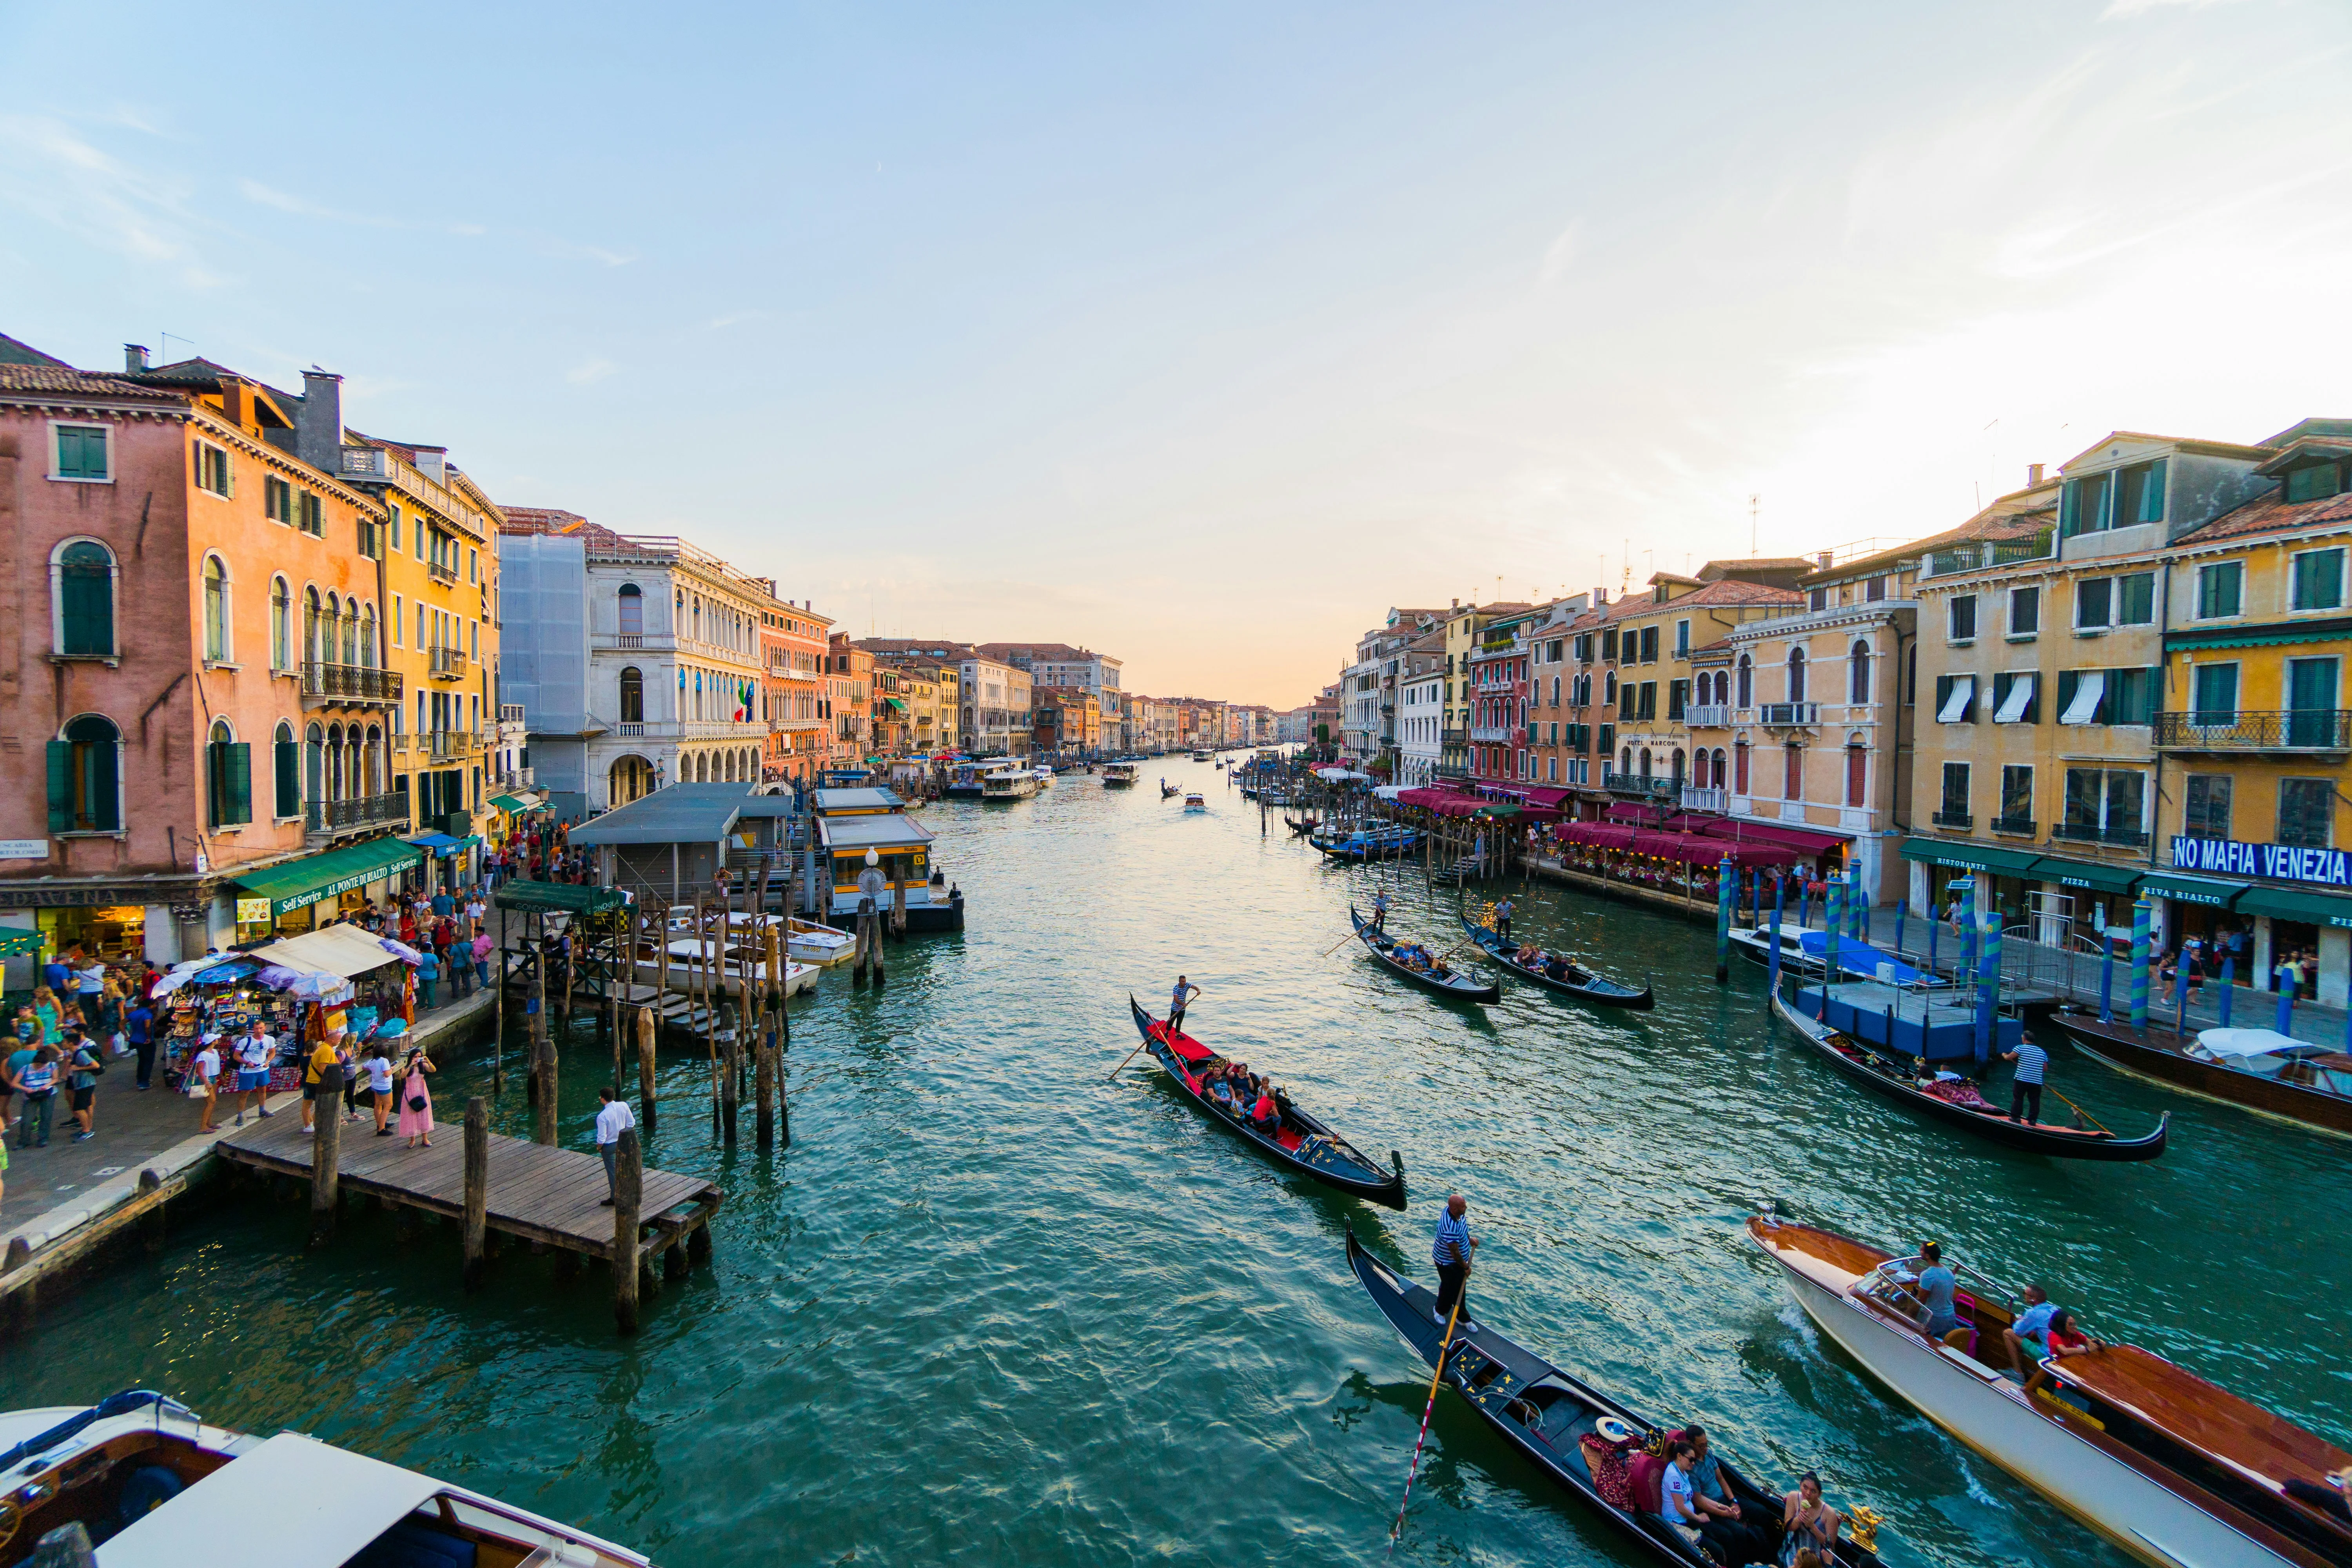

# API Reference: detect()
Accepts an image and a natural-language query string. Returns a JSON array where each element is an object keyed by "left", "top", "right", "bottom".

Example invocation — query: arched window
[
  {"left": 618, "top": 583, "right": 644, "bottom": 636},
  {"left": 361, "top": 604, "right": 378, "bottom": 669},
  {"left": 342, "top": 600, "right": 360, "bottom": 665},
  {"left": 1734, "top": 740, "right": 1750, "bottom": 794},
  {"left": 1671, "top": 748, "right": 1686, "bottom": 785},
  {"left": 1715, "top": 671, "right": 1731, "bottom": 706},
  {"left": 1788, "top": 648, "right": 1807, "bottom": 704},
  {"left": 1784, "top": 743, "right": 1804, "bottom": 801},
  {"left": 364, "top": 726, "right": 383, "bottom": 795},
  {"left": 202, "top": 555, "right": 230, "bottom": 662},
  {"left": 274, "top": 720, "right": 300, "bottom": 820},
  {"left": 609, "top": 755, "right": 653, "bottom": 807},
  {"left": 207, "top": 718, "right": 250, "bottom": 827},
  {"left": 1620, "top": 747, "right": 1632, "bottom": 776},
  {"left": 1638, "top": 747, "right": 1653, "bottom": 780},
  {"left": 53, "top": 540, "right": 117, "bottom": 657},
  {"left": 304, "top": 586, "right": 323, "bottom": 666},
  {"left": 48, "top": 715, "right": 122, "bottom": 832},
  {"left": 271, "top": 577, "right": 292, "bottom": 671},
  {"left": 619, "top": 666, "right": 644, "bottom": 723},
  {"left": 1849, "top": 640, "right": 1870, "bottom": 705}
]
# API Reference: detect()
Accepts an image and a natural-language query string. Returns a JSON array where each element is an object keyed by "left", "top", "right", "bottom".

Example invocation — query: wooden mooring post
[
  {"left": 636, "top": 1003, "right": 658, "bottom": 1133},
  {"left": 720, "top": 1001, "right": 740, "bottom": 1146},
  {"left": 463, "top": 1096, "right": 490, "bottom": 1288},
  {"left": 612, "top": 1128, "right": 643, "bottom": 1334},
  {"left": 307, "top": 1063, "right": 344, "bottom": 1247},
  {"left": 532, "top": 923, "right": 558, "bottom": 1147}
]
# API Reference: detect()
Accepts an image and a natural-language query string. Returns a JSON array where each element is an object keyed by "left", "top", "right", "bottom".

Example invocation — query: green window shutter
[
  {"left": 225, "top": 742, "right": 252, "bottom": 826},
  {"left": 2141, "top": 459, "right": 2167, "bottom": 522},
  {"left": 275, "top": 739, "right": 300, "bottom": 819},
  {"left": 57, "top": 427, "right": 107, "bottom": 479},
  {"left": 46, "top": 740, "right": 71, "bottom": 832}
]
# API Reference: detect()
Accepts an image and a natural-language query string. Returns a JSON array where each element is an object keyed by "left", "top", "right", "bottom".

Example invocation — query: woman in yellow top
[{"left": 301, "top": 1034, "right": 342, "bottom": 1133}]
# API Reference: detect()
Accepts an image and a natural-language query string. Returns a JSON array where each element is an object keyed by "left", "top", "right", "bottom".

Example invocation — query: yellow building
[{"left": 1438, "top": 600, "right": 1532, "bottom": 777}]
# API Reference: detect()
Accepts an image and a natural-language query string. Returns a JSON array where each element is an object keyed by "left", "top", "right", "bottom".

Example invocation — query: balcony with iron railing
[
  {"left": 1931, "top": 809, "right": 1973, "bottom": 831},
  {"left": 424, "top": 730, "right": 477, "bottom": 761},
  {"left": 301, "top": 662, "right": 403, "bottom": 705},
  {"left": 1440, "top": 727, "right": 1467, "bottom": 748},
  {"left": 1468, "top": 724, "right": 1519, "bottom": 743},
  {"left": 1924, "top": 528, "right": 2055, "bottom": 579},
  {"left": 1758, "top": 702, "right": 1819, "bottom": 727},
  {"left": 1685, "top": 704, "right": 1731, "bottom": 728},
  {"left": 307, "top": 793, "right": 408, "bottom": 834},
  {"left": 1991, "top": 813, "right": 2037, "bottom": 836},
  {"left": 2152, "top": 710, "right": 2352, "bottom": 752},
  {"left": 2051, "top": 820, "right": 2150, "bottom": 848},
  {"left": 429, "top": 646, "right": 469, "bottom": 679},
  {"left": 1602, "top": 771, "right": 1678, "bottom": 798},
  {"left": 426, "top": 557, "right": 461, "bottom": 586}
]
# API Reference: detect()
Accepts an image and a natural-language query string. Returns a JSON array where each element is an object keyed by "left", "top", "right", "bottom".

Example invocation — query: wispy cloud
[
  {"left": 2103, "top": 0, "right": 2250, "bottom": 16},
  {"left": 240, "top": 177, "right": 486, "bottom": 238},
  {"left": 0, "top": 114, "right": 227, "bottom": 287},
  {"left": 705, "top": 309, "right": 769, "bottom": 330},
  {"left": 567, "top": 358, "right": 617, "bottom": 385}
]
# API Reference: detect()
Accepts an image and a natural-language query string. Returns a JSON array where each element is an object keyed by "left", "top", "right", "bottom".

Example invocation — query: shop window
[
  {"left": 2279, "top": 777, "right": 2334, "bottom": 848},
  {"left": 2009, "top": 585, "right": 2039, "bottom": 637},
  {"left": 207, "top": 721, "right": 251, "bottom": 828},
  {"left": 2292, "top": 548, "right": 2345, "bottom": 612},
  {"left": 52, "top": 540, "right": 115, "bottom": 657},
  {"left": 47, "top": 715, "right": 122, "bottom": 833},
  {"left": 2196, "top": 561, "right": 2243, "bottom": 620},
  {"left": 2183, "top": 774, "right": 2231, "bottom": 839}
]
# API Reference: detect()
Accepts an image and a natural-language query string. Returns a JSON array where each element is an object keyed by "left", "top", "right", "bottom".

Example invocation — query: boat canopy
[
  {"left": 2194, "top": 1027, "right": 2310, "bottom": 1058},
  {"left": 816, "top": 815, "right": 935, "bottom": 852},
  {"left": 102, "top": 1432, "right": 449, "bottom": 1568}
]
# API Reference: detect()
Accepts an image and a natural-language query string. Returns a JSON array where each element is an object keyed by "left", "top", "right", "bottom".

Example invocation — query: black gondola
[
  {"left": 1349, "top": 907, "right": 1499, "bottom": 1003},
  {"left": 1126, "top": 997, "right": 1406, "bottom": 1208},
  {"left": 1283, "top": 814, "right": 1318, "bottom": 837},
  {"left": 1769, "top": 984, "right": 2168, "bottom": 1161},
  {"left": 1346, "top": 1229, "right": 1885, "bottom": 1567},
  {"left": 1457, "top": 914, "right": 1654, "bottom": 1011}
]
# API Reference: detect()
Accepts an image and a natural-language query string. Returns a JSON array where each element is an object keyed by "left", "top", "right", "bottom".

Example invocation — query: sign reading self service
[{"left": 2173, "top": 835, "right": 2352, "bottom": 890}]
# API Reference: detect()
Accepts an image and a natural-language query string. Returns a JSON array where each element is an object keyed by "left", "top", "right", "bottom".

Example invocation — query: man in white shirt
[
  {"left": 233, "top": 1021, "right": 276, "bottom": 1126},
  {"left": 594, "top": 1086, "right": 637, "bottom": 1207}
]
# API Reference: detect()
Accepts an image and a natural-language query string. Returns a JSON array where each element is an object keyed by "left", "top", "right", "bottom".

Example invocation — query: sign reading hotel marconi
[{"left": 2173, "top": 835, "right": 2352, "bottom": 890}]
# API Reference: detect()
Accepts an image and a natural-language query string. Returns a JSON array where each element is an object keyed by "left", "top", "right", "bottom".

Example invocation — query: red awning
[
  {"left": 1555, "top": 822, "right": 1642, "bottom": 848},
  {"left": 1397, "top": 787, "right": 1488, "bottom": 818},
  {"left": 1695, "top": 818, "right": 1850, "bottom": 855},
  {"left": 1478, "top": 784, "right": 1575, "bottom": 809},
  {"left": 1604, "top": 800, "right": 1673, "bottom": 824}
]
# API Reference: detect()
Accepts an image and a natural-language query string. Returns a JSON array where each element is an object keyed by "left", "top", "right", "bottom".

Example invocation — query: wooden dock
[{"left": 213, "top": 1111, "right": 721, "bottom": 1276}]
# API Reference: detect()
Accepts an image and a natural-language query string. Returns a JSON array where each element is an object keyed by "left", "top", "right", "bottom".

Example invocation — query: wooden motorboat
[
  {"left": 1457, "top": 913, "right": 1653, "bottom": 1010},
  {"left": 1127, "top": 997, "right": 1405, "bottom": 1208},
  {"left": 0, "top": 1389, "right": 651, "bottom": 1566},
  {"left": 1348, "top": 1231, "right": 1887, "bottom": 1566},
  {"left": 634, "top": 936, "right": 817, "bottom": 998},
  {"left": 1749, "top": 1214, "right": 2352, "bottom": 1568},
  {"left": 1349, "top": 907, "right": 1499, "bottom": 1003},
  {"left": 787, "top": 916, "right": 856, "bottom": 967},
  {"left": 1731, "top": 924, "right": 1945, "bottom": 987},
  {"left": 2042, "top": 1009, "right": 2352, "bottom": 1139},
  {"left": 1769, "top": 983, "right": 2166, "bottom": 1160},
  {"left": 1183, "top": 792, "right": 1207, "bottom": 812}
]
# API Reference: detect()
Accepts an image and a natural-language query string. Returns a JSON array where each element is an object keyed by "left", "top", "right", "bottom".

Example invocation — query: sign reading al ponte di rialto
[{"left": 2173, "top": 835, "right": 2352, "bottom": 891}]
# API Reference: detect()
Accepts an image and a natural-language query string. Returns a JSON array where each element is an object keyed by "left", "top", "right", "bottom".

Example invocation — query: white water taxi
[
  {"left": 1749, "top": 1213, "right": 2352, "bottom": 1568},
  {"left": 1031, "top": 766, "right": 1055, "bottom": 788},
  {"left": 0, "top": 1390, "right": 651, "bottom": 1566},
  {"left": 1100, "top": 760, "right": 1138, "bottom": 786},
  {"left": 981, "top": 766, "right": 1039, "bottom": 800},
  {"left": 1182, "top": 792, "right": 1207, "bottom": 812},
  {"left": 1189, "top": 748, "right": 1213, "bottom": 762}
]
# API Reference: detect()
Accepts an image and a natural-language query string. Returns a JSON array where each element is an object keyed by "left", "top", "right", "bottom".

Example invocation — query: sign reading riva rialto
[{"left": 2173, "top": 836, "right": 2352, "bottom": 889}]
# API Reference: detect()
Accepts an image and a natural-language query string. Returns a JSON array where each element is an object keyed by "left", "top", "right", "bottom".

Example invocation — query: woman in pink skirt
[{"left": 396, "top": 1049, "right": 438, "bottom": 1148}]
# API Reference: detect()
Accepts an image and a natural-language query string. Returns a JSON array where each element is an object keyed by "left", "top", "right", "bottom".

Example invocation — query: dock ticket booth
[{"left": 818, "top": 814, "right": 934, "bottom": 917}]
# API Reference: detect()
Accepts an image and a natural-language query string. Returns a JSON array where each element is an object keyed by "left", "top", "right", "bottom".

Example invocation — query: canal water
[{"left": 4, "top": 760, "right": 2344, "bottom": 1567}]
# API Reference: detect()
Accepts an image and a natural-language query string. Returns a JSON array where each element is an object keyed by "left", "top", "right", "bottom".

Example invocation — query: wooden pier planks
[{"left": 214, "top": 1112, "right": 719, "bottom": 1263}]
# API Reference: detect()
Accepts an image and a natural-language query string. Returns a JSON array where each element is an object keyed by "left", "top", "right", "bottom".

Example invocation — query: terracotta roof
[
  {"left": 1405, "top": 628, "right": 1448, "bottom": 654},
  {"left": 973, "top": 641, "right": 1108, "bottom": 665},
  {"left": 1703, "top": 557, "right": 1815, "bottom": 575},
  {"left": 1620, "top": 578, "right": 1804, "bottom": 614},
  {"left": 125, "top": 355, "right": 240, "bottom": 389},
  {"left": 499, "top": 505, "right": 595, "bottom": 535},
  {"left": 0, "top": 363, "right": 179, "bottom": 401},
  {"left": 2175, "top": 483, "right": 2352, "bottom": 546}
]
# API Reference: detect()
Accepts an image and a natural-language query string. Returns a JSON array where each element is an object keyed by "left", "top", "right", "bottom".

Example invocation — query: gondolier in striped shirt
[
  {"left": 1432, "top": 1194, "right": 1478, "bottom": 1327},
  {"left": 1168, "top": 976, "right": 1201, "bottom": 1038},
  {"left": 2001, "top": 1037, "right": 2049, "bottom": 1125}
]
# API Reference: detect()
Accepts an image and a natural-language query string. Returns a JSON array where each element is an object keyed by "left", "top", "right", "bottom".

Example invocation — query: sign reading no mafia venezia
[{"left": 2174, "top": 836, "right": 2352, "bottom": 890}]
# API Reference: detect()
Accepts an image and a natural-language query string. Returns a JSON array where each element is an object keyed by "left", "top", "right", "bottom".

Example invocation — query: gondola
[
  {"left": 1769, "top": 983, "right": 2168, "bottom": 1160},
  {"left": 1283, "top": 813, "right": 1318, "bottom": 837},
  {"left": 1346, "top": 1229, "right": 1887, "bottom": 1567},
  {"left": 1126, "top": 997, "right": 1406, "bottom": 1208},
  {"left": 1161, "top": 782, "right": 1181, "bottom": 798},
  {"left": 1457, "top": 914, "right": 1654, "bottom": 1011},
  {"left": 1349, "top": 907, "right": 1500, "bottom": 1003}
]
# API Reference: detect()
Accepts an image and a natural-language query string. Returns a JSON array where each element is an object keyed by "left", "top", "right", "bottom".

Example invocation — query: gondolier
[
  {"left": 1492, "top": 896, "right": 1514, "bottom": 941},
  {"left": 1169, "top": 975, "right": 1201, "bottom": 1036},
  {"left": 2000, "top": 1037, "right": 2048, "bottom": 1125},
  {"left": 1432, "top": 1194, "right": 1477, "bottom": 1325},
  {"left": 1372, "top": 889, "right": 1392, "bottom": 932}
]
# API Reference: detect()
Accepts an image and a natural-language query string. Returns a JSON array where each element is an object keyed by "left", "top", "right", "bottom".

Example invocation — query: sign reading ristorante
[{"left": 2173, "top": 835, "right": 2352, "bottom": 889}]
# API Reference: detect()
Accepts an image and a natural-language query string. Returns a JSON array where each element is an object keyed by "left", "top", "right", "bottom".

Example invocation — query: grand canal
[{"left": 4, "top": 759, "right": 2344, "bottom": 1567}]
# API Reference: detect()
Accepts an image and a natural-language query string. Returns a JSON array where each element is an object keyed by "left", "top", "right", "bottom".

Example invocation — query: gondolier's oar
[
  {"left": 2045, "top": 1085, "right": 2113, "bottom": 1136},
  {"left": 1388, "top": 1287, "right": 1467, "bottom": 1549}
]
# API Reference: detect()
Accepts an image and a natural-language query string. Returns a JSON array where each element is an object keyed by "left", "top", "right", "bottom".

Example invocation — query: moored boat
[
  {"left": 1349, "top": 907, "right": 1499, "bottom": 1002},
  {"left": 0, "top": 1389, "right": 652, "bottom": 1566},
  {"left": 1457, "top": 912, "right": 1653, "bottom": 1010},
  {"left": 1731, "top": 924, "right": 1944, "bottom": 987},
  {"left": 1348, "top": 1232, "right": 1889, "bottom": 1566},
  {"left": 1748, "top": 1213, "right": 2352, "bottom": 1568},
  {"left": 787, "top": 916, "right": 856, "bottom": 966},
  {"left": 1317, "top": 825, "right": 1419, "bottom": 863},
  {"left": 1769, "top": 979, "right": 2165, "bottom": 1160},
  {"left": 2042, "top": 1009, "right": 2352, "bottom": 1139},
  {"left": 1190, "top": 748, "right": 1213, "bottom": 762},
  {"left": 1126, "top": 997, "right": 1404, "bottom": 1207}
]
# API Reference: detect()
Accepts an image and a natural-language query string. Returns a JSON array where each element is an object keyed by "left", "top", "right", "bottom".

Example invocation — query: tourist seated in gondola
[
  {"left": 1207, "top": 1073, "right": 1237, "bottom": 1110},
  {"left": 1683, "top": 1425, "right": 1769, "bottom": 1567},
  {"left": 1428, "top": 954, "right": 1454, "bottom": 980},
  {"left": 1543, "top": 952, "right": 1572, "bottom": 982},
  {"left": 1779, "top": 1473, "right": 1842, "bottom": 1564},
  {"left": 2000, "top": 1281, "right": 2056, "bottom": 1378},
  {"left": 1514, "top": 942, "right": 1540, "bottom": 967},
  {"left": 1250, "top": 1085, "right": 1282, "bottom": 1132},
  {"left": 1652, "top": 1437, "right": 1709, "bottom": 1552}
]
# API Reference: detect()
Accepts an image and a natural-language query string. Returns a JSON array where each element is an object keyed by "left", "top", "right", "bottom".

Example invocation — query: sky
[{"left": 4, "top": 1, "right": 2348, "bottom": 705}]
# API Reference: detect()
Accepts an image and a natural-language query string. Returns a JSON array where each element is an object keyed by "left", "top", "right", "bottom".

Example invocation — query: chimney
[
  {"left": 296, "top": 368, "right": 345, "bottom": 474},
  {"left": 2027, "top": 462, "right": 2045, "bottom": 486},
  {"left": 1817, "top": 551, "right": 1835, "bottom": 570},
  {"left": 123, "top": 344, "right": 149, "bottom": 373}
]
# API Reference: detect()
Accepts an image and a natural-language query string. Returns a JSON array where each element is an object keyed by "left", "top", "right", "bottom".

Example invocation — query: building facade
[
  {"left": 761, "top": 598, "right": 832, "bottom": 788},
  {"left": 958, "top": 655, "right": 1032, "bottom": 757}
]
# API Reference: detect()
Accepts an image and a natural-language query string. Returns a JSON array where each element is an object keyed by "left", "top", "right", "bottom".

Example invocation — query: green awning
[
  {"left": 1897, "top": 837, "right": 2042, "bottom": 876},
  {"left": 2029, "top": 854, "right": 2142, "bottom": 895},
  {"left": 489, "top": 793, "right": 535, "bottom": 813},
  {"left": 0, "top": 929, "right": 45, "bottom": 958},
  {"left": 1475, "top": 804, "right": 1522, "bottom": 818},
  {"left": 2165, "top": 616, "right": 2352, "bottom": 653},
  {"left": 2235, "top": 884, "right": 2352, "bottom": 930},
  {"left": 882, "top": 697, "right": 907, "bottom": 713},
  {"left": 2140, "top": 869, "right": 2243, "bottom": 909},
  {"left": 232, "top": 836, "right": 422, "bottom": 918},
  {"left": 494, "top": 881, "right": 630, "bottom": 916}
]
